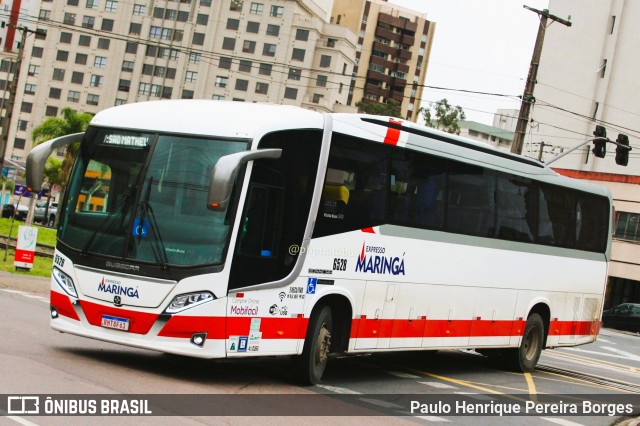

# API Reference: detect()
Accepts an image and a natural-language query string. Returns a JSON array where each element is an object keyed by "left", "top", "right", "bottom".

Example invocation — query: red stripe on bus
[
  {"left": 361, "top": 227, "right": 376, "bottom": 233},
  {"left": 158, "top": 316, "right": 226, "bottom": 339},
  {"left": 383, "top": 119, "right": 403, "bottom": 145},
  {"left": 225, "top": 316, "right": 309, "bottom": 339},
  {"left": 51, "top": 290, "right": 80, "bottom": 321},
  {"left": 79, "top": 299, "right": 159, "bottom": 335}
]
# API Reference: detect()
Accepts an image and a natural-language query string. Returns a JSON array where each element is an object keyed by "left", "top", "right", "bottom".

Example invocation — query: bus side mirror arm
[
  {"left": 26, "top": 132, "right": 85, "bottom": 192},
  {"left": 207, "top": 148, "right": 282, "bottom": 212}
]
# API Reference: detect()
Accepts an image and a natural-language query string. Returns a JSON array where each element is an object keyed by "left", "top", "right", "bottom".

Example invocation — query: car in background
[
  {"left": 602, "top": 303, "right": 640, "bottom": 333},
  {"left": 34, "top": 200, "right": 58, "bottom": 227},
  {"left": 1, "top": 203, "right": 28, "bottom": 221}
]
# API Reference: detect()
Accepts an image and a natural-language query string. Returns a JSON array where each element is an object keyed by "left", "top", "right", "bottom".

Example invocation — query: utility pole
[
  {"left": 511, "top": 6, "right": 572, "bottom": 155},
  {"left": 537, "top": 141, "right": 546, "bottom": 161}
]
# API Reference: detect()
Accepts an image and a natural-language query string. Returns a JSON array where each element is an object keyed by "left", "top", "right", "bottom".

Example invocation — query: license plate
[{"left": 101, "top": 315, "right": 130, "bottom": 331}]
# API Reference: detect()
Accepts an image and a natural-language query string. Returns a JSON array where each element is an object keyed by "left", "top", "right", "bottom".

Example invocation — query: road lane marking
[
  {"left": 316, "top": 384, "right": 362, "bottom": 394},
  {"left": 596, "top": 338, "right": 613, "bottom": 344},
  {"left": 386, "top": 371, "right": 422, "bottom": 379},
  {"left": 418, "top": 381, "right": 457, "bottom": 389},
  {"left": 524, "top": 372, "right": 537, "bottom": 400},
  {"left": 602, "top": 346, "right": 640, "bottom": 362},
  {"left": 536, "top": 368, "right": 637, "bottom": 393},
  {"left": 415, "top": 415, "right": 451, "bottom": 422},
  {"left": 546, "top": 350, "right": 640, "bottom": 375},
  {"left": 0, "top": 411, "right": 40, "bottom": 426},
  {"left": 0, "top": 289, "right": 28, "bottom": 295},
  {"left": 540, "top": 417, "right": 585, "bottom": 426}
]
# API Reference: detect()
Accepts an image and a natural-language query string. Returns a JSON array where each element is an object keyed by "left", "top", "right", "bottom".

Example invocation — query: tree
[
  {"left": 32, "top": 107, "right": 92, "bottom": 198},
  {"left": 420, "top": 99, "right": 466, "bottom": 135},
  {"left": 40, "top": 157, "right": 62, "bottom": 226},
  {"left": 356, "top": 99, "right": 402, "bottom": 118}
]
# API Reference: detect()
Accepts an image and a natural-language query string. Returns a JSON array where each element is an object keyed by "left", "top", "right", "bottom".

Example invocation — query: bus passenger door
[
  {"left": 559, "top": 294, "right": 582, "bottom": 345},
  {"left": 355, "top": 281, "right": 397, "bottom": 349}
]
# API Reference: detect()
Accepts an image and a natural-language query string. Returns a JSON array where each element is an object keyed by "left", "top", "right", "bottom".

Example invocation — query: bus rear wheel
[
  {"left": 293, "top": 305, "right": 332, "bottom": 385},
  {"left": 504, "top": 313, "right": 544, "bottom": 372}
]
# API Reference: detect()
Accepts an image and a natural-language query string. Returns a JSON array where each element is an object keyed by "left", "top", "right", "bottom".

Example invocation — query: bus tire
[
  {"left": 293, "top": 305, "right": 332, "bottom": 385},
  {"left": 504, "top": 313, "right": 544, "bottom": 372}
]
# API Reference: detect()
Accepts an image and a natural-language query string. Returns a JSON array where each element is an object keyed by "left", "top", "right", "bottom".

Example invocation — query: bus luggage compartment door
[{"left": 354, "top": 281, "right": 397, "bottom": 350}]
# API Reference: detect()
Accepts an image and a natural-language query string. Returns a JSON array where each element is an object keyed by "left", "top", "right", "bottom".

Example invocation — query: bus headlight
[
  {"left": 52, "top": 267, "right": 78, "bottom": 298},
  {"left": 164, "top": 292, "right": 215, "bottom": 314}
]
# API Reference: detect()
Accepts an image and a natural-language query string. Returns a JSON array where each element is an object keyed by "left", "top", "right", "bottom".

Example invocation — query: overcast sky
[{"left": 389, "top": 0, "right": 551, "bottom": 125}]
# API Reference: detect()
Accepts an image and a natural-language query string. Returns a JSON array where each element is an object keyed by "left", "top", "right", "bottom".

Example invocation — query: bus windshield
[{"left": 58, "top": 127, "right": 248, "bottom": 267}]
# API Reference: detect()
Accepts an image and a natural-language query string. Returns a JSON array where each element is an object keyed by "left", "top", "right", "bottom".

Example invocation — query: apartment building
[
  {"left": 0, "top": 0, "right": 357, "bottom": 178},
  {"left": 331, "top": 0, "right": 435, "bottom": 122},
  {"left": 528, "top": 0, "right": 640, "bottom": 308}
]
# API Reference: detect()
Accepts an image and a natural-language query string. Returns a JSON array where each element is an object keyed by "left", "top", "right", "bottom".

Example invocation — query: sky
[{"left": 388, "top": 0, "right": 551, "bottom": 125}]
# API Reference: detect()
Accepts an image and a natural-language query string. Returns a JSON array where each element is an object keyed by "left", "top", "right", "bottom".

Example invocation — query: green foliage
[
  {"left": 44, "top": 157, "right": 63, "bottom": 188},
  {"left": 356, "top": 99, "right": 402, "bottom": 118},
  {"left": 420, "top": 99, "right": 466, "bottom": 135},
  {"left": 31, "top": 107, "right": 93, "bottom": 197}
]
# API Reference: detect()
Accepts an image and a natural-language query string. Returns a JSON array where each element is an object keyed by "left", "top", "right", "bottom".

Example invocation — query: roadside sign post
[{"left": 14, "top": 225, "right": 37, "bottom": 270}]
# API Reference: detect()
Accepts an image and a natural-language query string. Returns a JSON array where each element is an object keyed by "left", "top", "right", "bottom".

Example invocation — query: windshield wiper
[
  {"left": 135, "top": 177, "right": 170, "bottom": 270},
  {"left": 81, "top": 190, "right": 133, "bottom": 257}
]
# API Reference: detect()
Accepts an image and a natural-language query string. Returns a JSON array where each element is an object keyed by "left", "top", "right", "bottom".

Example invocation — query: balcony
[
  {"left": 375, "top": 26, "right": 400, "bottom": 43},
  {"left": 378, "top": 12, "right": 418, "bottom": 33},
  {"left": 372, "top": 40, "right": 397, "bottom": 57},
  {"left": 365, "top": 83, "right": 387, "bottom": 98},
  {"left": 366, "top": 69, "right": 391, "bottom": 84}
]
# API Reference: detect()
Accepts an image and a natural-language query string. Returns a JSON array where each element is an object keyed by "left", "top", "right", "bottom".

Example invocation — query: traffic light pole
[{"left": 546, "top": 136, "right": 631, "bottom": 165}]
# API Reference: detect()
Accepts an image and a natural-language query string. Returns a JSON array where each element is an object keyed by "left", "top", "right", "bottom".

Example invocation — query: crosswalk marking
[{"left": 418, "top": 381, "right": 457, "bottom": 390}]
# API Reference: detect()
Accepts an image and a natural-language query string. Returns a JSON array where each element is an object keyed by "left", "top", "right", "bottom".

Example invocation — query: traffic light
[
  {"left": 592, "top": 125, "right": 607, "bottom": 158},
  {"left": 615, "top": 133, "right": 630, "bottom": 166}
]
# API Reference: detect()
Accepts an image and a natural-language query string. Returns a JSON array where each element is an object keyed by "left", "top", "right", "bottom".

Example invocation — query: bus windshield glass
[{"left": 58, "top": 127, "right": 248, "bottom": 267}]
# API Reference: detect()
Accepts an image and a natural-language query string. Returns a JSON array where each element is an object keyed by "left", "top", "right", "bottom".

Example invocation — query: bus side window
[
  {"left": 538, "top": 184, "right": 576, "bottom": 249},
  {"left": 495, "top": 174, "right": 534, "bottom": 243},
  {"left": 446, "top": 164, "right": 495, "bottom": 238}
]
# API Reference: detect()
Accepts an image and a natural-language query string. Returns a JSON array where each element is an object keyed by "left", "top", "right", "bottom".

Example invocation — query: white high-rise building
[{"left": 528, "top": 0, "right": 640, "bottom": 308}]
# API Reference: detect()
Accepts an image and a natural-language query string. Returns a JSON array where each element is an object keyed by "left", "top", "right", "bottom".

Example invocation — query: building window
[
  {"left": 90, "top": 74, "right": 103, "bottom": 87},
  {"left": 327, "top": 38, "right": 337, "bottom": 47},
  {"left": 86, "top": 0, "right": 98, "bottom": 8},
  {"left": 266, "top": 24, "right": 280, "bottom": 37},
  {"left": 67, "top": 0, "right": 79, "bottom": 5},
  {"left": 46, "top": 106, "right": 59, "bottom": 116},
  {"left": 219, "top": 57, "right": 232, "bottom": 69},
  {"left": 200, "top": 0, "right": 211, "bottom": 6},
  {"left": 133, "top": 4, "right": 146, "bottom": 15},
  {"left": 162, "top": 87, "right": 173, "bottom": 99},
  {"left": 196, "top": 13, "right": 208, "bottom": 25},
  {"left": 21, "top": 102, "right": 33, "bottom": 113},
  {"left": 24, "top": 84, "right": 36, "bottom": 95},
  {"left": 227, "top": 18, "right": 239, "bottom": 30},
  {"left": 118, "top": 79, "right": 130, "bottom": 92},
  {"left": 212, "top": 95, "right": 224, "bottom": 100},
  {"left": 312, "top": 93, "right": 323, "bottom": 104},
  {"left": 230, "top": 0, "right": 243, "bottom": 11},
  {"left": 150, "top": 84, "right": 162, "bottom": 97},
  {"left": 63, "top": 13, "right": 76, "bottom": 25},
  {"left": 82, "top": 16, "right": 95, "bottom": 28},
  {"left": 192, "top": 32, "right": 205, "bottom": 45},
  {"left": 270, "top": 5, "right": 283, "bottom": 17},
  {"left": 60, "top": 32, "right": 72, "bottom": 44},
  {"left": 14, "top": 138, "right": 26, "bottom": 149},
  {"left": 122, "top": 60, "right": 134, "bottom": 72},
  {"left": 185, "top": 71, "right": 198, "bottom": 82},
  {"left": 32, "top": 47, "right": 44, "bottom": 58},
  {"left": 71, "top": 71, "right": 84, "bottom": 84},
  {"left": 52, "top": 68, "right": 65, "bottom": 81},
  {"left": 17, "top": 120, "right": 28, "bottom": 131},
  {"left": 154, "top": 66, "right": 166, "bottom": 77},
  {"left": 56, "top": 50, "right": 69, "bottom": 62},
  {"left": 74, "top": 53, "right": 86, "bottom": 65},
  {"left": 615, "top": 212, "right": 640, "bottom": 241},
  {"left": 115, "top": 98, "right": 126, "bottom": 106},
  {"left": 250, "top": 2, "right": 263, "bottom": 14},
  {"left": 105, "top": 0, "right": 117, "bottom": 11},
  {"left": 215, "top": 76, "right": 228, "bottom": 87},
  {"left": 78, "top": 35, "right": 91, "bottom": 46},
  {"left": 49, "top": 87, "right": 62, "bottom": 99},
  {"left": 94, "top": 56, "right": 107, "bottom": 68},
  {"left": 87, "top": 94, "right": 99, "bottom": 106},
  {"left": 129, "top": 23, "right": 142, "bottom": 35},
  {"left": 101, "top": 18, "right": 114, "bottom": 31},
  {"left": 320, "top": 55, "right": 332, "bottom": 68},
  {"left": 142, "top": 64, "right": 153, "bottom": 75},
  {"left": 187, "top": 52, "right": 200, "bottom": 64},
  {"left": 97, "top": 38, "right": 110, "bottom": 49},
  {"left": 284, "top": 87, "right": 297, "bottom": 100},
  {"left": 138, "top": 83, "right": 150, "bottom": 95},
  {"left": 235, "top": 79, "right": 248, "bottom": 91},
  {"left": 29, "top": 65, "right": 41, "bottom": 76},
  {"left": 263, "top": 43, "right": 276, "bottom": 56},
  {"left": 243, "top": 40, "right": 256, "bottom": 53},
  {"left": 239, "top": 60, "right": 252, "bottom": 72},
  {"left": 222, "top": 37, "right": 236, "bottom": 50},
  {"left": 316, "top": 75, "right": 327, "bottom": 87},
  {"left": 288, "top": 68, "right": 301, "bottom": 80},
  {"left": 125, "top": 42, "right": 138, "bottom": 54},
  {"left": 247, "top": 21, "right": 259, "bottom": 33},
  {"left": 182, "top": 89, "right": 194, "bottom": 99},
  {"left": 291, "top": 48, "right": 305, "bottom": 61},
  {"left": 177, "top": 11, "right": 189, "bottom": 21},
  {"left": 258, "top": 63, "right": 272, "bottom": 76},
  {"left": 255, "top": 82, "right": 268, "bottom": 94},
  {"left": 295, "top": 29, "right": 309, "bottom": 41}
]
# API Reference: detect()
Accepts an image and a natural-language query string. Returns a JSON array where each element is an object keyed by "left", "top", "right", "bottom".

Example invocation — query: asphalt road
[{"left": 0, "top": 272, "right": 638, "bottom": 426}]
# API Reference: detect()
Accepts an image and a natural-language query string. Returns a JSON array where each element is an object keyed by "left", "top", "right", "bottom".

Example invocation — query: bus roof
[{"left": 89, "top": 101, "right": 609, "bottom": 198}]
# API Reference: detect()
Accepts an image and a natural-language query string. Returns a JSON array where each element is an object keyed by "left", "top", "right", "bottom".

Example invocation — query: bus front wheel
[
  {"left": 293, "top": 305, "right": 332, "bottom": 385},
  {"left": 504, "top": 313, "right": 544, "bottom": 372}
]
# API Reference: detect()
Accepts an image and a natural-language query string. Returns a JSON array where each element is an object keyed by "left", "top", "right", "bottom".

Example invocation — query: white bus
[{"left": 27, "top": 101, "right": 612, "bottom": 385}]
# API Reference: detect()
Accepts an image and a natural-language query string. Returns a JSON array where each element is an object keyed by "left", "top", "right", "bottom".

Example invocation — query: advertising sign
[{"left": 14, "top": 226, "right": 38, "bottom": 269}]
